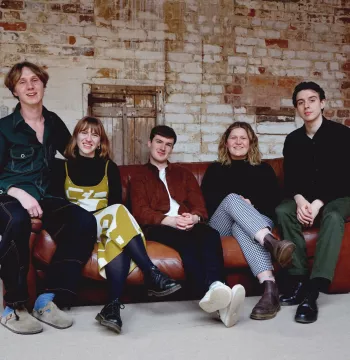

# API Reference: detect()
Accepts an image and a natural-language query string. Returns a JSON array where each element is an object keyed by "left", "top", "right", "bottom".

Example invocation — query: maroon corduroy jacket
[{"left": 130, "top": 162, "right": 208, "bottom": 227}]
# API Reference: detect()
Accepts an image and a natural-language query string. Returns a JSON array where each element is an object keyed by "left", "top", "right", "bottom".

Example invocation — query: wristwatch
[{"left": 197, "top": 215, "right": 201, "bottom": 223}]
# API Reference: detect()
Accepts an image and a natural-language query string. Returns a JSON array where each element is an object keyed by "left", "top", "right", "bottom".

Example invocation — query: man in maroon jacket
[{"left": 130, "top": 125, "right": 245, "bottom": 328}]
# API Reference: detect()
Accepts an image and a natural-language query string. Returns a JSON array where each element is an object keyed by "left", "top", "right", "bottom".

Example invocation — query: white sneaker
[
  {"left": 219, "top": 284, "right": 245, "bottom": 328},
  {"left": 199, "top": 281, "right": 232, "bottom": 313}
]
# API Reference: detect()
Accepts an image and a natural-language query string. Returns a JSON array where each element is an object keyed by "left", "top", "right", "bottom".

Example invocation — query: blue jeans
[{"left": 0, "top": 196, "right": 96, "bottom": 307}]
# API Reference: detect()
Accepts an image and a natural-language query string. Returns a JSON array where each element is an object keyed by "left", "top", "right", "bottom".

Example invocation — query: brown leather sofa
[{"left": 19, "top": 158, "right": 350, "bottom": 308}]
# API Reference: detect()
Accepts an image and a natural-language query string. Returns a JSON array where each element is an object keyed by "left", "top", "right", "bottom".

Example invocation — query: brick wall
[{"left": 0, "top": 0, "right": 349, "bottom": 161}]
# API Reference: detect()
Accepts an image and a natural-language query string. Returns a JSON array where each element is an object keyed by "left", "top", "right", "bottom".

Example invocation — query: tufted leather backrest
[{"left": 119, "top": 158, "right": 285, "bottom": 206}]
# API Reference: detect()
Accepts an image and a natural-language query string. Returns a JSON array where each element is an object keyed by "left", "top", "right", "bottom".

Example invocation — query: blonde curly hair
[{"left": 218, "top": 122, "right": 261, "bottom": 166}]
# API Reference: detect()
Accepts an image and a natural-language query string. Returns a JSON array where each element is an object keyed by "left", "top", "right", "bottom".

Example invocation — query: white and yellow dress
[{"left": 64, "top": 161, "right": 146, "bottom": 278}]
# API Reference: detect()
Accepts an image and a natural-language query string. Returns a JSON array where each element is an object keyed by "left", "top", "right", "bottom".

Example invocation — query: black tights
[{"left": 104, "top": 234, "right": 154, "bottom": 300}]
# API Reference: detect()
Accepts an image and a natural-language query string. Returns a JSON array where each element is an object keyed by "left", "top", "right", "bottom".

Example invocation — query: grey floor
[{"left": 1, "top": 291, "right": 350, "bottom": 360}]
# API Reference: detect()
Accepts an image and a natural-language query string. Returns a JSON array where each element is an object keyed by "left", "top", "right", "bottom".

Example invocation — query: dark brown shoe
[
  {"left": 250, "top": 281, "right": 281, "bottom": 320},
  {"left": 263, "top": 234, "right": 296, "bottom": 268}
]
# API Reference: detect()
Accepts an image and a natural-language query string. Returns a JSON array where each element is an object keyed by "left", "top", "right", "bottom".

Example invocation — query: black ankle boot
[
  {"left": 95, "top": 298, "right": 125, "bottom": 333},
  {"left": 146, "top": 265, "right": 182, "bottom": 297},
  {"left": 295, "top": 292, "right": 319, "bottom": 324},
  {"left": 279, "top": 277, "right": 307, "bottom": 306}
]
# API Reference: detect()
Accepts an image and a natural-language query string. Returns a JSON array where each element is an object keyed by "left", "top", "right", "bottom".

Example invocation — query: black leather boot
[
  {"left": 295, "top": 292, "right": 319, "bottom": 324},
  {"left": 279, "top": 278, "right": 307, "bottom": 306},
  {"left": 250, "top": 281, "right": 280, "bottom": 320},
  {"left": 95, "top": 298, "right": 125, "bottom": 333},
  {"left": 263, "top": 234, "right": 296, "bottom": 268},
  {"left": 146, "top": 265, "right": 182, "bottom": 297}
]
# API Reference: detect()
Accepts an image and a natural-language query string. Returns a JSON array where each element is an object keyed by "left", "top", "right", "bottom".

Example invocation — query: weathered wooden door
[{"left": 87, "top": 85, "right": 163, "bottom": 165}]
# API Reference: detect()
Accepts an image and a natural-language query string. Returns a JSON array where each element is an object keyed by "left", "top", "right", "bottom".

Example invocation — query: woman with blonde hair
[
  {"left": 201, "top": 121, "right": 295, "bottom": 320},
  {"left": 50, "top": 116, "right": 181, "bottom": 333}
]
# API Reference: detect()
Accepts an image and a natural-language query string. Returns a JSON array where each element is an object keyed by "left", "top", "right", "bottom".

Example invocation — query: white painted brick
[
  {"left": 193, "top": 95, "right": 202, "bottom": 102},
  {"left": 134, "top": 51, "right": 163, "bottom": 60},
  {"left": 328, "top": 100, "right": 344, "bottom": 108},
  {"left": 206, "top": 115, "right": 233, "bottom": 124},
  {"left": 167, "top": 93, "right": 192, "bottom": 103},
  {"left": 174, "top": 142, "right": 200, "bottom": 153},
  {"left": 336, "top": 53, "right": 347, "bottom": 62},
  {"left": 235, "top": 27, "right": 248, "bottom": 36},
  {"left": 320, "top": 53, "right": 334, "bottom": 61},
  {"left": 179, "top": 73, "right": 202, "bottom": 83},
  {"left": 236, "top": 37, "right": 261, "bottom": 46},
  {"left": 342, "top": 45, "right": 350, "bottom": 53},
  {"left": 168, "top": 53, "right": 194, "bottom": 63},
  {"left": 184, "top": 43, "right": 201, "bottom": 54},
  {"left": 314, "top": 43, "right": 339, "bottom": 53},
  {"left": 266, "top": 30, "right": 280, "bottom": 38},
  {"left": 236, "top": 46, "right": 253, "bottom": 56},
  {"left": 183, "top": 84, "right": 198, "bottom": 93},
  {"left": 232, "top": 66, "right": 247, "bottom": 74},
  {"left": 234, "top": 114, "right": 255, "bottom": 123},
  {"left": 254, "top": 48, "right": 267, "bottom": 57},
  {"left": 168, "top": 62, "right": 184, "bottom": 72},
  {"left": 185, "top": 124, "right": 201, "bottom": 132},
  {"left": 211, "top": 85, "right": 224, "bottom": 94},
  {"left": 184, "top": 62, "right": 202, "bottom": 74},
  {"left": 203, "top": 134, "right": 220, "bottom": 142},
  {"left": 165, "top": 104, "right": 187, "bottom": 113},
  {"left": 201, "top": 124, "right": 227, "bottom": 133},
  {"left": 248, "top": 66, "right": 261, "bottom": 75},
  {"left": 268, "top": 49, "right": 282, "bottom": 58},
  {"left": 165, "top": 114, "right": 194, "bottom": 123},
  {"left": 203, "top": 55, "right": 223, "bottom": 63},
  {"left": 330, "top": 62, "right": 339, "bottom": 71},
  {"left": 233, "top": 107, "right": 247, "bottom": 114},
  {"left": 184, "top": 34, "right": 201, "bottom": 43},
  {"left": 203, "top": 44, "right": 222, "bottom": 54},
  {"left": 208, "top": 143, "right": 219, "bottom": 152},
  {"left": 117, "top": 29, "right": 147, "bottom": 41},
  {"left": 257, "top": 122, "right": 296, "bottom": 135},
  {"left": 335, "top": 72, "right": 346, "bottom": 79},
  {"left": 282, "top": 50, "right": 295, "bottom": 59},
  {"left": 315, "top": 62, "right": 328, "bottom": 70},
  {"left": 281, "top": 99, "right": 294, "bottom": 107},
  {"left": 286, "top": 69, "right": 308, "bottom": 77},
  {"left": 248, "top": 58, "right": 262, "bottom": 65},
  {"left": 204, "top": 96, "right": 221, "bottom": 104},
  {"left": 189, "top": 106, "right": 201, "bottom": 113},
  {"left": 200, "top": 84, "right": 211, "bottom": 93},
  {"left": 228, "top": 56, "right": 247, "bottom": 66},
  {"left": 207, "top": 104, "right": 233, "bottom": 115},
  {"left": 322, "top": 71, "right": 336, "bottom": 80},
  {"left": 313, "top": 24, "right": 329, "bottom": 33}
]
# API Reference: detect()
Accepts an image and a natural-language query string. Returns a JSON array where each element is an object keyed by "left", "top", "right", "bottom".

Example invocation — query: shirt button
[{"left": 21, "top": 154, "right": 25, "bottom": 158}]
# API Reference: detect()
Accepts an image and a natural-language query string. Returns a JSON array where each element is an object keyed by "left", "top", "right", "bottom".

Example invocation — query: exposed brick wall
[{"left": 0, "top": 0, "right": 349, "bottom": 161}]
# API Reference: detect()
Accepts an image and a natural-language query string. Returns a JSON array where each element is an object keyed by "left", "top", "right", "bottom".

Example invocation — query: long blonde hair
[
  {"left": 64, "top": 116, "right": 111, "bottom": 160},
  {"left": 218, "top": 122, "right": 261, "bottom": 166}
]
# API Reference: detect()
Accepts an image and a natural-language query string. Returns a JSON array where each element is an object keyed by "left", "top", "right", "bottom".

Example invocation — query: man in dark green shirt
[
  {"left": 0, "top": 62, "right": 97, "bottom": 335},
  {"left": 276, "top": 81, "right": 350, "bottom": 324}
]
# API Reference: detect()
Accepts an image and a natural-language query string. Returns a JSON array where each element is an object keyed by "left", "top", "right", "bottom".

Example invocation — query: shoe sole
[
  {"left": 199, "top": 285, "right": 232, "bottom": 313},
  {"left": 277, "top": 243, "right": 296, "bottom": 268},
  {"left": 148, "top": 283, "right": 182, "bottom": 297},
  {"left": 280, "top": 300, "right": 301, "bottom": 306},
  {"left": 221, "top": 285, "right": 246, "bottom": 327},
  {"left": 295, "top": 316, "right": 317, "bottom": 324},
  {"left": 0, "top": 322, "right": 43, "bottom": 335},
  {"left": 32, "top": 314, "right": 73, "bottom": 330},
  {"left": 95, "top": 313, "right": 121, "bottom": 334},
  {"left": 250, "top": 304, "right": 281, "bottom": 320}
]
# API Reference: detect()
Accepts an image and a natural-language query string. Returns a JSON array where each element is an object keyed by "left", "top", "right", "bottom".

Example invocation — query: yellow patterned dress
[{"left": 64, "top": 161, "right": 146, "bottom": 278}]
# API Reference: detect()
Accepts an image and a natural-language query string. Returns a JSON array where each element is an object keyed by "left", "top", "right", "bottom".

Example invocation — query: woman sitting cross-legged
[
  {"left": 201, "top": 121, "right": 295, "bottom": 320},
  {"left": 49, "top": 116, "right": 181, "bottom": 333}
]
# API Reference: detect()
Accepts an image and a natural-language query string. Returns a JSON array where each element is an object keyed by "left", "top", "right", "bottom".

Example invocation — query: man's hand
[
  {"left": 7, "top": 187, "right": 43, "bottom": 218},
  {"left": 180, "top": 212, "right": 199, "bottom": 230},
  {"left": 309, "top": 199, "right": 324, "bottom": 226},
  {"left": 294, "top": 194, "right": 313, "bottom": 226}
]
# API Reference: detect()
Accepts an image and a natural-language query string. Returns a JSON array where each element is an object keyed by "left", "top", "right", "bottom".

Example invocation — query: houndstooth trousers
[{"left": 209, "top": 193, "right": 274, "bottom": 277}]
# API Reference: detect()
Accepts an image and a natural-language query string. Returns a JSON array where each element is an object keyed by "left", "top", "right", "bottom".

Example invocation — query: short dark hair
[
  {"left": 5, "top": 61, "right": 49, "bottom": 100},
  {"left": 150, "top": 125, "right": 177, "bottom": 145},
  {"left": 292, "top": 81, "right": 326, "bottom": 107}
]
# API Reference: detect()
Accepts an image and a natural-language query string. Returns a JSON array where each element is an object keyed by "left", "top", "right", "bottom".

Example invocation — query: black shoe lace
[
  {"left": 151, "top": 267, "right": 173, "bottom": 288},
  {"left": 108, "top": 299, "right": 125, "bottom": 316}
]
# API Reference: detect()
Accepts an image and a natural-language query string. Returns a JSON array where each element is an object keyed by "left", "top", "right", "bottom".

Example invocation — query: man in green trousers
[{"left": 276, "top": 81, "right": 350, "bottom": 324}]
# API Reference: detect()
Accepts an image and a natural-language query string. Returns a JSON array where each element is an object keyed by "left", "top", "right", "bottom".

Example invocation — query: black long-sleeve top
[
  {"left": 283, "top": 117, "right": 350, "bottom": 204},
  {"left": 201, "top": 160, "right": 281, "bottom": 221},
  {"left": 47, "top": 155, "right": 122, "bottom": 206}
]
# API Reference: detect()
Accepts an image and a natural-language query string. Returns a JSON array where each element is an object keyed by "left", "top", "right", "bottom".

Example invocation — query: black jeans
[
  {"left": 145, "top": 223, "right": 225, "bottom": 297},
  {"left": 0, "top": 195, "right": 97, "bottom": 307}
]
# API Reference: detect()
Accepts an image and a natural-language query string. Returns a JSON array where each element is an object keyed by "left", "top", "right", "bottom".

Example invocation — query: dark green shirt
[{"left": 0, "top": 103, "right": 71, "bottom": 200}]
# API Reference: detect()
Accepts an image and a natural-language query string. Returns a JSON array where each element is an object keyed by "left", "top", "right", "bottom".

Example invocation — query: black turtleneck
[
  {"left": 201, "top": 160, "right": 281, "bottom": 220},
  {"left": 48, "top": 154, "right": 122, "bottom": 206}
]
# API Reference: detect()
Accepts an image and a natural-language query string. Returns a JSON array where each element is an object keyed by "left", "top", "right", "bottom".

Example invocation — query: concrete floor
[{"left": 1, "top": 292, "right": 350, "bottom": 360}]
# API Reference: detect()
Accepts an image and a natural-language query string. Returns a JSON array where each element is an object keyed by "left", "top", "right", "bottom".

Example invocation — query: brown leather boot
[
  {"left": 263, "top": 233, "right": 296, "bottom": 268},
  {"left": 250, "top": 281, "right": 280, "bottom": 320}
]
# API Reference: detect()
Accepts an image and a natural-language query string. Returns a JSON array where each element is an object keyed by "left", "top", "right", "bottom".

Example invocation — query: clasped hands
[
  {"left": 162, "top": 213, "right": 199, "bottom": 230},
  {"left": 294, "top": 195, "right": 323, "bottom": 227}
]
